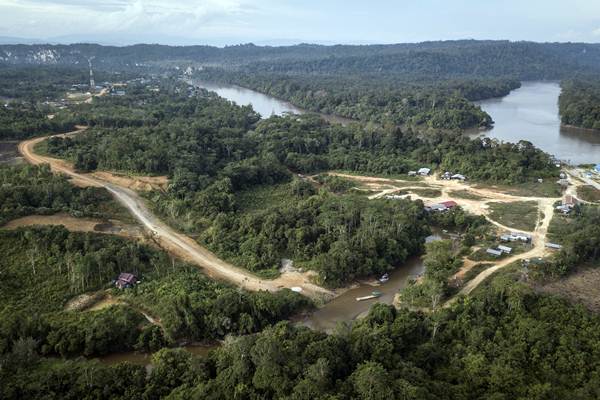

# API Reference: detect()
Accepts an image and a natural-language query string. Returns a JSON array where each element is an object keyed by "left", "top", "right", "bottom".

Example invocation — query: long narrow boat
[{"left": 356, "top": 291, "right": 383, "bottom": 301}]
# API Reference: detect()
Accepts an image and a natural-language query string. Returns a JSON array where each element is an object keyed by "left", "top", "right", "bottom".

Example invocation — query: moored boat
[{"left": 356, "top": 291, "right": 383, "bottom": 301}]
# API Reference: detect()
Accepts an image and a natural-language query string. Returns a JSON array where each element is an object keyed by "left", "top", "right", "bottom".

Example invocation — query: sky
[{"left": 1, "top": 0, "right": 600, "bottom": 46}]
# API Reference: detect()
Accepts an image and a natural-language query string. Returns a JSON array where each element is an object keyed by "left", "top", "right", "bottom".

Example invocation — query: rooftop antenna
[{"left": 88, "top": 57, "right": 95, "bottom": 93}]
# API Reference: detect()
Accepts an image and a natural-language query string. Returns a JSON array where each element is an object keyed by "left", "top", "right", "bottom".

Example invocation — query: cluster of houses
[
  {"left": 425, "top": 200, "right": 458, "bottom": 212},
  {"left": 556, "top": 195, "right": 578, "bottom": 215},
  {"left": 441, "top": 171, "right": 467, "bottom": 181},
  {"left": 486, "top": 245, "right": 513, "bottom": 257}
]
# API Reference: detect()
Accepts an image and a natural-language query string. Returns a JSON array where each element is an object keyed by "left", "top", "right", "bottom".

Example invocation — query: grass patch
[
  {"left": 475, "top": 181, "right": 561, "bottom": 197},
  {"left": 578, "top": 185, "right": 600, "bottom": 202},
  {"left": 468, "top": 241, "right": 528, "bottom": 262},
  {"left": 398, "top": 188, "right": 442, "bottom": 198},
  {"left": 488, "top": 201, "right": 539, "bottom": 231},
  {"left": 330, "top": 170, "right": 427, "bottom": 185},
  {"left": 547, "top": 212, "right": 576, "bottom": 243},
  {"left": 449, "top": 190, "right": 486, "bottom": 201}
]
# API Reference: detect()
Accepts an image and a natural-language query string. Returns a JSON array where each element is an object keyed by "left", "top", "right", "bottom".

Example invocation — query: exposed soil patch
[
  {"left": 539, "top": 267, "right": 600, "bottom": 312},
  {"left": 577, "top": 185, "right": 600, "bottom": 202},
  {"left": 2, "top": 213, "right": 144, "bottom": 239}
]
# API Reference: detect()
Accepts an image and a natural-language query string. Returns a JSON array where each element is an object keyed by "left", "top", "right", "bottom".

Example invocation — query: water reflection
[
  {"left": 476, "top": 81, "right": 600, "bottom": 165},
  {"left": 192, "top": 80, "right": 354, "bottom": 125},
  {"left": 297, "top": 232, "right": 448, "bottom": 332}
]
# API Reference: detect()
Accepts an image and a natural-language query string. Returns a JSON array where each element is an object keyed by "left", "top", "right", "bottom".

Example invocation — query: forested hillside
[
  {"left": 559, "top": 79, "right": 600, "bottom": 130},
  {"left": 0, "top": 226, "right": 309, "bottom": 358},
  {"left": 2, "top": 41, "right": 600, "bottom": 79},
  {"left": 4, "top": 272, "right": 600, "bottom": 399},
  {"left": 0, "top": 104, "right": 75, "bottom": 140}
]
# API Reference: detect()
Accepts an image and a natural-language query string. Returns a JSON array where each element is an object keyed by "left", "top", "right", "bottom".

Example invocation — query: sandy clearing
[
  {"left": 539, "top": 267, "right": 600, "bottom": 312},
  {"left": 85, "top": 294, "right": 163, "bottom": 327},
  {"left": 2, "top": 213, "right": 144, "bottom": 238}
]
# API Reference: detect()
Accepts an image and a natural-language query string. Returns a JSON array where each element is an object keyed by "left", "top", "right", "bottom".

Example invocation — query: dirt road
[{"left": 19, "top": 130, "right": 333, "bottom": 300}]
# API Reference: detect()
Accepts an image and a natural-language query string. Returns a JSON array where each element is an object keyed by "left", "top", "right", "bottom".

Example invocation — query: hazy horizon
[{"left": 1, "top": 0, "right": 600, "bottom": 47}]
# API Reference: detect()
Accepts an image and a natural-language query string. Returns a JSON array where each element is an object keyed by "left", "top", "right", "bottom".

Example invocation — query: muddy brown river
[
  {"left": 296, "top": 233, "right": 445, "bottom": 332},
  {"left": 97, "top": 344, "right": 216, "bottom": 367},
  {"left": 192, "top": 80, "right": 354, "bottom": 125}
]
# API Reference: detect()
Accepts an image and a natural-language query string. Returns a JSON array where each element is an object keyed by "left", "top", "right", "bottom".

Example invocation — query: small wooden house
[{"left": 115, "top": 273, "right": 137, "bottom": 289}]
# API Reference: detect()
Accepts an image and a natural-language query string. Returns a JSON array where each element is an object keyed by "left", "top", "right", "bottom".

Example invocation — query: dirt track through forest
[{"left": 19, "top": 129, "right": 334, "bottom": 300}]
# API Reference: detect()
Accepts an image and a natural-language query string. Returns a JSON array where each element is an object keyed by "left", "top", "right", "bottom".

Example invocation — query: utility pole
[{"left": 88, "top": 57, "right": 95, "bottom": 93}]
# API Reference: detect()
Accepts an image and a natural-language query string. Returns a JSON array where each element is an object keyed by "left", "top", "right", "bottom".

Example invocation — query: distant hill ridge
[{"left": 2, "top": 40, "right": 600, "bottom": 79}]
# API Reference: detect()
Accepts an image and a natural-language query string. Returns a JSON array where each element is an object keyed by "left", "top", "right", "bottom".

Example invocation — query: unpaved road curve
[{"left": 20, "top": 130, "right": 333, "bottom": 300}]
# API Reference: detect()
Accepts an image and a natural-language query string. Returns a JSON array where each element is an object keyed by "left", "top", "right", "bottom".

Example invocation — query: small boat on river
[
  {"left": 356, "top": 291, "right": 383, "bottom": 301},
  {"left": 378, "top": 273, "right": 389, "bottom": 283}
]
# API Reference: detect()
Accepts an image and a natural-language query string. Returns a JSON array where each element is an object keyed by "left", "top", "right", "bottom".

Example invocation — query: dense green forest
[
  {"left": 0, "top": 226, "right": 309, "bottom": 358},
  {"left": 2, "top": 43, "right": 600, "bottom": 399},
  {"left": 559, "top": 79, "right": 600, "bottom": 130},
  {"left": 3, "top": 41, "right": 600, "bottom": 78},
  {"left": 42, "top": 84, "right": 557, "bottom": 283},
  {"left": 195, "top": 70, "right": 519, "bottom": 129},
  {"left": 4, "top": 271, "right": 600, "bottom": 399},
  {"left": 199, "top": 186, "right": 429, "bottom": 284},
  {"left": 0, "top": 103, "right": 75, "bottom": 139},
  {"left": 0, "top": 164, "right": 127, "bottom": 224}
]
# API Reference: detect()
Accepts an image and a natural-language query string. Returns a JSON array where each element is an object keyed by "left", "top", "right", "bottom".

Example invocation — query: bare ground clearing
[{"left": 2, "top": 213, "right": 144, "bottom": 238}]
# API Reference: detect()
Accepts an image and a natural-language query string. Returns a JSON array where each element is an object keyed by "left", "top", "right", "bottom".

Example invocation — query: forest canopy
[{"left": 559, "top": 79, "right": 600, "bottom": 130}]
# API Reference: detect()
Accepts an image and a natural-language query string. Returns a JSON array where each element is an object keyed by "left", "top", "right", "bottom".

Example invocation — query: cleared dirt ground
[
  {"left": 539, "top": 267, "right": 600, "bottom": 312},
  {"left": 2, "top": 213, "right": 144, "bottom": 239}
]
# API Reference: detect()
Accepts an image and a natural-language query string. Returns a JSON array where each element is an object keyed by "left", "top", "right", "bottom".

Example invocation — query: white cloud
[
  {"left": 0, "top": 0, "right": 261, "bottom": 42},
  {"left": 593, "top": 27, "right": 600, "bottom": 36}
]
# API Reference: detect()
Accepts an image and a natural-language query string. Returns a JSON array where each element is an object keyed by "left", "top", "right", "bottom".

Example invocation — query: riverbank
[
  {"left": 477, "top": 81, "right": 600, "bottom": 165},
  {"left": 96, "top": 342, "right": 218, "bottom": 367},
  {"left": 561, "top": 124, "right": 600, "bottom": 134},
  {"left": 190, "top": 79, "right": 356, "bottom": 125}
]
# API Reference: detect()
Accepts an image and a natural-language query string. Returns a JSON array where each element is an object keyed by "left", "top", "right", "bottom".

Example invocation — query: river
[
  {"left": 476, "top": 81, "right": 600, "bottom": 165},
  {"left": 192, "top": 80, "right": 354, "bottom": 125},
  {"left": 296, "top": 232, "right": 447, "bottom": 332}
]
